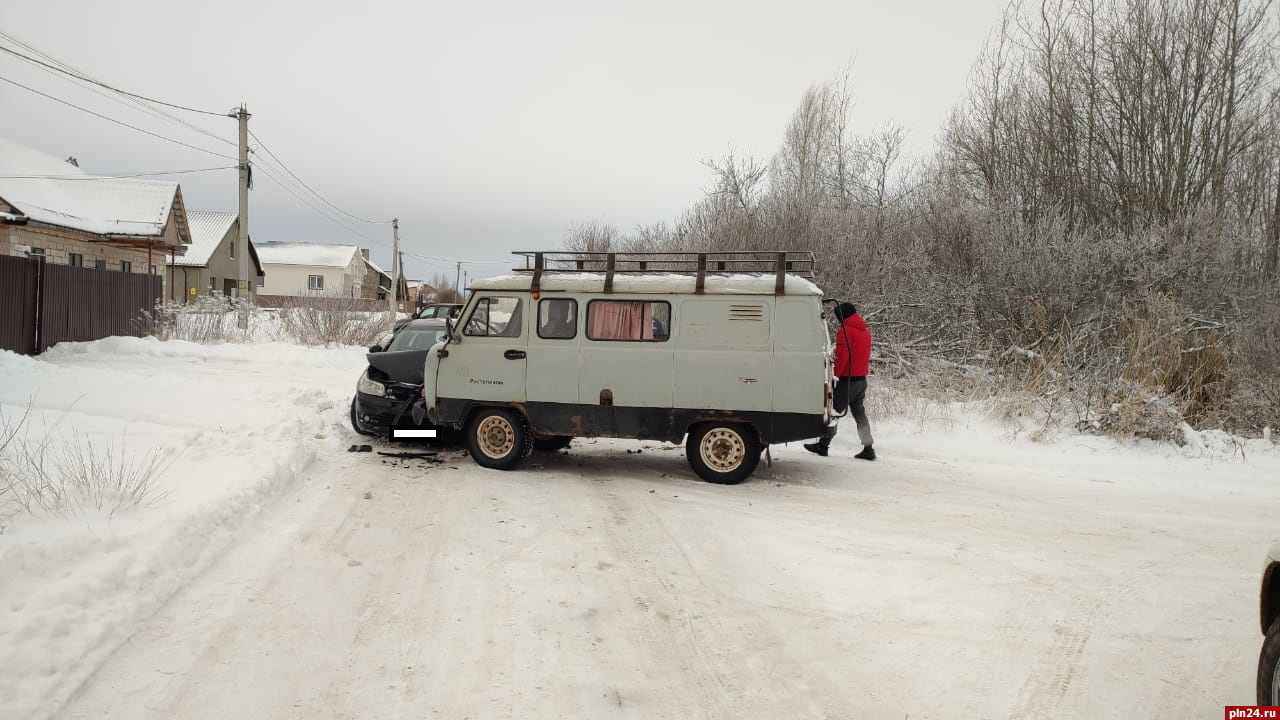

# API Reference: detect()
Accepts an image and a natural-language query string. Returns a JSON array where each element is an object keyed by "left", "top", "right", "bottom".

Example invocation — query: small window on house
[
  {"left": 308, "top": 275, "right": 324, "bottom": 290},
  {"left": 464, "top": 297, "right": 523, "bottom": 338},
  {"left": 121, "top": 261, "right": 132, "bottom": 273},
  {"left": 210, "top": 277, "right": 217, "bottom": 291},
  {"left": 537, "top": 298, "right": 578, "bottom": 339},
  {"left": 29, "top": 247, "right": 45, "bottom": 256},
  {"left": 68, "top": 253, "right": 83, "bottom": 267},
  {"left": 256, "top": 275, "right": 264, "bottom": 288},
  {"left": 586, "top": 301, "right": 671, "bottom": 342},
  {"left": 94, "top": 259, "right": 107, "bottom": 270}
]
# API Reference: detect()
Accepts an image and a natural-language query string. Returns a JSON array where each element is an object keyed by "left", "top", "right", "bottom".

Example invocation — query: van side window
[
  {"left": 586, "top": 300, "right": 671, "bottom": 342},
  {"left": 464, "top": 297, "right": 523, "bottom": 337},
  {"left": 538, "top": 298, "right": 577, "bottom": 339}
]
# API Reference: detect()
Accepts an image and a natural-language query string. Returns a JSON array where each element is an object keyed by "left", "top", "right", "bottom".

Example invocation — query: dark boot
[
  {"left": 803, "top": 442, "right": 828, "bottom": 457},
  {"left": 854, "top": 446, "right": 876, "bottom": 461}
]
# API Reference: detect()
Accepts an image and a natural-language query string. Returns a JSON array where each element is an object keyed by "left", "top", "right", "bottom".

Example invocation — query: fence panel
[
  {"left": 0, "top": 255, "right": 40, "bottom": 355},
  {"left": 256, "top": 295, "right": 393, "bottom": 312},
  {"left": 39, "top": 263, "right": 161, "bottom": 352}
]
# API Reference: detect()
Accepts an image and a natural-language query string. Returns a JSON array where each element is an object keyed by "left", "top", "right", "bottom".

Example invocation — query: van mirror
[{"left": 368, "top": 344, "right": 383, "bottom": 353}]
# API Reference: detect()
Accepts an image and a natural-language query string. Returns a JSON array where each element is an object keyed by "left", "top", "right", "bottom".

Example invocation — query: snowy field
[{"left": 1, "top": 336, "right": 1277, "bottom": 719}]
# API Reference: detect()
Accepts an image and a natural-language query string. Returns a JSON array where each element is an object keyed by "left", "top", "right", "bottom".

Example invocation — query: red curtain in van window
[{"left": 589, "top": 301, "right": 652, "bottom": 340}]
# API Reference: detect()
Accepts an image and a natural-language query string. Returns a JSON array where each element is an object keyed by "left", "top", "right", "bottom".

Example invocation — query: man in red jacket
[{"left": 806, "top": 302, "right": 875, "bottom": 460}]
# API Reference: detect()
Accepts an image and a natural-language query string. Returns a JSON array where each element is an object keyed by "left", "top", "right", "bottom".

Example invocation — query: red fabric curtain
[{"left": 589, "top": 301, "right": 648, "bottom": 340}]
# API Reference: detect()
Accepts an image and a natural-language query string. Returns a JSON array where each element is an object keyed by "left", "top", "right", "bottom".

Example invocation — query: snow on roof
[
  {"left": 169, "top": 211, "right": 236, "bottom": 267},
  {"left": 362, "top": 255, "right": 389, "bottom": 276},
  {"left": 470, "top": 272, "right": 824, "bottom": 296},
  {"left": 255, "top": 241, "right": 360, "bottom": 268},
  {"left": 0, "top": 137, "right": 180, "bottom": 238}
]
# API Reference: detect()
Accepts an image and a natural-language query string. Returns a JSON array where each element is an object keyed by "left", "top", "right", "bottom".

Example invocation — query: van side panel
[
  {"left": 773, "top": 298, "right": 827, "bottom": 415},
  {"left": 526, "top": 296, "right": 581, "bottom": 405},
  {"left": 673, "top": 299, "right": 773, "bottom": 412},
  {"left": 523, "top": 402, "right": 825, "bottom": 445},
  {"left": 577, "top": 297, "right": 674, "bottom": 407}
]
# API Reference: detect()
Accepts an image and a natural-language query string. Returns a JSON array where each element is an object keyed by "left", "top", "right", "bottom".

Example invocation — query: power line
[
  {"left": 400, "top": 249, "right": 512, "bottom": 265},
  {"left": 252, "top": 160, "right": 386, "bottom": 247},
  {"left": 0, "top": 32, "right": 226, "bottom": 117},
  {"left": 0, "top": 33, "right": 502, "bottom": 274},
  {"left": 248, "top": 128, "right": 392, "bottom": 225},
  {"left": 0, "top": 74, "right": 237, "bottom": 160},
  {"left": 0, "top": 33, "right": 237, "bottom": 149},
  {"left": 0, "top": 166, "right": 236, "bottom": 180}
]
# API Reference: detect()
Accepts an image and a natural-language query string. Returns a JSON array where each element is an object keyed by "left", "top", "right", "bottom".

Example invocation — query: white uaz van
[{"left": 419, "top": 251, "right": 834, "bottom": 484}]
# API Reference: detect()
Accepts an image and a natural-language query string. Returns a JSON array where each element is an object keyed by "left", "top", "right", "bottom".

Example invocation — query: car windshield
[
  {"left": 386, "top": 327, "right": 447, "bottom": 352},
  {"left": 418, "top": 305, "right": 460, "bottom": 319}
]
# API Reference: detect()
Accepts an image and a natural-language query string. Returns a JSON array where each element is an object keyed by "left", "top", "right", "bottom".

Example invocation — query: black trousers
[{"left": 820, "top": 376, "right": 873, "bottom": 448}]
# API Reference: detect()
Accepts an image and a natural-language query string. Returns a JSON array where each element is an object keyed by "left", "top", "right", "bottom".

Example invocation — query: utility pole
[
  {"left": 454, "top": 261, "right": 461, "bottom": 298},
  {"left": 398, "top": 250, "right": 406, "bottom": 307},
  {"left": 389, "top": 218, "right": 399, "bottom": 338},
  {"left": 235, "top": 104, "right": 251, "bottom": 330}
]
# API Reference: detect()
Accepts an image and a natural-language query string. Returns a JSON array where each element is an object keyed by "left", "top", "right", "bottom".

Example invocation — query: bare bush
[
  {"left": 559, "top": 0, "right": 1280, "bottom": 441},
  {"left": 140, "top": 293, "right": 259, "bottom": 344},
  {"left": 0, "top": 408, "right": 177, "bottom": 530},
  {"left": 0, "top": 403, "right": 33, "bottom": 531},
  {"left": 424, "top": 273, "right": 464, "bottom": 303},
  {"left": 275, "top": 295, "right": 395, "bottom": 347}
]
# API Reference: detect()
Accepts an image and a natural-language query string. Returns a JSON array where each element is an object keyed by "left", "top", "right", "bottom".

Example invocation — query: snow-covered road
[{"left": 3, "top": 338, "right": 1277, "bottom": 719}]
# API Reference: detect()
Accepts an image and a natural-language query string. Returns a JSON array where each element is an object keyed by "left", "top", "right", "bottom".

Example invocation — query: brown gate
[
  {"left": 0, "top": 254, "right": 162, "bottom": 355},
  {"left": 0, "top": 255, "right": 40, "bottom": 355}
]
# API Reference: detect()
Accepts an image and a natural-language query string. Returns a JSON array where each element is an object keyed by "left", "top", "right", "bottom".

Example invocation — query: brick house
[
  {"left": 167, "top": 211, "right": 265, "bottom": 303},
  {"left": 0, "top": 138, "right": 191, "bottom": 295},
  {"left": 360, "top": 250, "right": 409, "bottom": 305}
]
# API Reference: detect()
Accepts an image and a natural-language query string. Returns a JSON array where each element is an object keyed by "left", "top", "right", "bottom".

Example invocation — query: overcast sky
[{"left": 2, "top": 0, "right": 1007, "bottom": 283}]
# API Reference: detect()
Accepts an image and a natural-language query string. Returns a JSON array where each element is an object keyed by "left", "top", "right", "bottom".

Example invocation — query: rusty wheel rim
[
  {"left": 700, "top": 428, "right": 745, "bottom": 473},
  {"left": 477, "top": 415, "right": 516, "bottom": 459}
]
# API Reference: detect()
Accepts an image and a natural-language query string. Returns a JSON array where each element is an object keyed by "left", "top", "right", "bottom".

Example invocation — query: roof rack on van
[{"left": 512, "top": 251, "right": 816, "bottom": 295}]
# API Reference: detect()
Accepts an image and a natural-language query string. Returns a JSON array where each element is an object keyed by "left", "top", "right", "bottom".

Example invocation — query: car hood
[{"left": 367, "top": 349, "right": 428, "bottom": 385}]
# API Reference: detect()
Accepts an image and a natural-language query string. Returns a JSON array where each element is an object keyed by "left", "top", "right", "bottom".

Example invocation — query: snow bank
[
  {"left": 0, "top": 339, "right": 368, "bottom": 720},
  {"left": 1, "top": 333, "right": 1275, "bottom": 719}
]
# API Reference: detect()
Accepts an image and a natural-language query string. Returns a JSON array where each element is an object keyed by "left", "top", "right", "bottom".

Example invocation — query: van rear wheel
[
  {"left": 686, "top": 423, "right": 761, "bottom": 484},
  {"left": 467, "top": 408, "right": 534, "bottom": 470}
]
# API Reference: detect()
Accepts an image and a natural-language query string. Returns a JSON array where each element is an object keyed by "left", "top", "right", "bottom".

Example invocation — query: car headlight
[{"left": 357, "top": 371, "right": 386, "bottom": 397}]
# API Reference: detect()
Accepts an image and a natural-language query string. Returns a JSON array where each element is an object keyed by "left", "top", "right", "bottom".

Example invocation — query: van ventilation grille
[{"left": 729, "top": 304, "right": 765, "bottom": 321}]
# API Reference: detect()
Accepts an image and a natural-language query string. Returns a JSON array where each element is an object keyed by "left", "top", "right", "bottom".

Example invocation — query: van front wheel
[
  {"left": 686, "top": 424, "right": 760, "bottom": 484},
  {"left": 467, "top": 408, "right": 534, "bottom": 470}
]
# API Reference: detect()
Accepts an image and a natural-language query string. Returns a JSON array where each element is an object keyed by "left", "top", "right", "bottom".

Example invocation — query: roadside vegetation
[
  {"left": 565, "top": 0, "right": 1280, "bottom": 442},
  {"left": 0, "top": 404, "right": 177, "bottom": 532},
  {"left": 142, "top": 293, "right": 396, "bottom": 347}
]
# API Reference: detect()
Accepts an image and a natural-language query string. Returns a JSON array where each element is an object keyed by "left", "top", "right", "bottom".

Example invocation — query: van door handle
[{"left": 504, "top": 349, "right": 526, "bottom": 360}]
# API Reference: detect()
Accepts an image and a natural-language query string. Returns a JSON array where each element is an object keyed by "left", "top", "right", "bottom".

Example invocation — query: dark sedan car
[
  {"left": 350, "top": 318, "right": 450, "bottom": 437},
  {"left": 394, "top": 303, "right": 464, "bottom": 331},
  {"left": 416, "top": 303, "right": 463, "bottom": 320}
]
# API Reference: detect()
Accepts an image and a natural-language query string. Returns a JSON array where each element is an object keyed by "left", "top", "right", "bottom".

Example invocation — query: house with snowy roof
[
  {"left": 167, "top": 211, "right": 265, "bottom": 303},
  {"left": 255, "top": 241, "right": 367, "bottom": 298},
  {"left": 0, "top": 137, "right": 191, "bottom": 298},
  {"left": 359, "top": 250, "right": 409, "bottom": 304}
]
